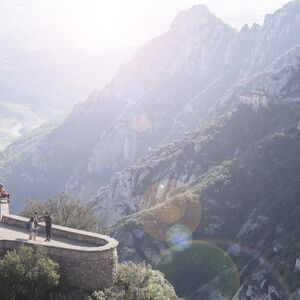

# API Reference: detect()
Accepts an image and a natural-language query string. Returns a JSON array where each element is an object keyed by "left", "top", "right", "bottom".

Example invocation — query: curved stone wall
[{"left": 0, "top": 215, "right": 119, "bottom": 291}]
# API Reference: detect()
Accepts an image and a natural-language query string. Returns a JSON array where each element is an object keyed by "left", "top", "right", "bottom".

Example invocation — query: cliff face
[
  {"left": 0, "top": 5, "right": 237, "bottom": 207},
  {"left": 98, "top": 63, "right": 300, "bottom": 298},
  {"left": 93, "top": 52, "right": 300, "bottom": 225}
]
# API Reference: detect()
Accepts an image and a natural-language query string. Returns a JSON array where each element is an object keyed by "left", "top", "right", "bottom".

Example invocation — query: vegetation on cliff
[
  {"left": 0, "top": 244, "right": 180, "bottom": 300},
  {"left": 0, "top": 245, "right": 60, "bottom": 300},
  {"left": 21, "top": 192, "right": 97, "bottom": 231},
  {"left": 86, "top": 262, "right": 180, "bottom": 300}
]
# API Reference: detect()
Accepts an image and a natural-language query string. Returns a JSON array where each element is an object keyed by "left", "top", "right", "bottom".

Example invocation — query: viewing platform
[{"left": 0, "top": 198, "right": 119, "bottom": 290}]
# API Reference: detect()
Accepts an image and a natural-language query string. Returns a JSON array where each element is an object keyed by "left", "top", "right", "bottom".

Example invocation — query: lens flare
[
  {"left": 131, "top": 114, "right": 151, "bottom": 132},
  {"left": 139, "top": 180, "right": 201, "bottom": 242},
  {"left": 198, "top": 238, "right": 291, "bottom": 299},
  {"left": 163, "top": 203, "right": 183, "bottom": 224},
  {"left": 166, "top": 224, "right": 192, "bottom": 251},
  {"left": 158, "top": 241, "right": 240, "bottom": 299}
]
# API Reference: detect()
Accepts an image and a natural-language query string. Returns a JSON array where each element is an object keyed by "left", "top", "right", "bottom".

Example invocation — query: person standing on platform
[{"left": 41, "top": 211, "right": 52, "bottom": 241}]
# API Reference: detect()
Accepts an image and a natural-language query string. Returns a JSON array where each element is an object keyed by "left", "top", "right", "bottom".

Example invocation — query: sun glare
[
  {"left": 64, "top": 0, "right": 134, "bottom": 49},
  {"left": 37, "top": 0, "right": 291, "bottom": 50}
]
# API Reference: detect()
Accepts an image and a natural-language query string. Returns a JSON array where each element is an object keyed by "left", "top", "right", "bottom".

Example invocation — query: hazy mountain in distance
[
  {"left": 0, "top": 101, "right": 60, "bottom": 150},
  {"left": 0, "top": 47, "right": 136, "bottom": 110}
]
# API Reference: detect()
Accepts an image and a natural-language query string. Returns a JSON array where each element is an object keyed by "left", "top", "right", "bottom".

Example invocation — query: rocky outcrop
[
  {"left": 89, "top": 63, "right": 300, "bottom": 298},
  {"left": 57, "top": 0, "right": 300, "bottom": 203},
  {"left": 102, "top": 102, "right": 300, "bottom": 299}
]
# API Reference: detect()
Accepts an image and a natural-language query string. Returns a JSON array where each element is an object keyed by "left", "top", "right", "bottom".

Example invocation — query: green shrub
[
  {"left": 0, "top": 245, "right": 60, "bottom": 300},
  {"left": 87, "top": 262, "right": 180, "bottom": 300},
  {"left": 21, "top": 192, "right": 97, "bottom": 231}
]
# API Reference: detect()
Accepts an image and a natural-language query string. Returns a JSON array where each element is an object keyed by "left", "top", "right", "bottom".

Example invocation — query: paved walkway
[{"left": 0, "top": 222, "right": 96, "bottom": 250}]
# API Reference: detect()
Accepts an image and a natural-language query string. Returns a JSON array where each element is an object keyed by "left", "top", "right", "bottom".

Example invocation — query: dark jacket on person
[{"left": 43, "top": 215, "right": 52, "bottom": 228}]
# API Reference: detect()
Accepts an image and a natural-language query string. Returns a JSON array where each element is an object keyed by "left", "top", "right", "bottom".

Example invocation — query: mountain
[
  {"left": 0, "top": 47, "right": 135, "bottom": 150},
  {"left": 2, "top": 1, "right": 300, "bottom": 298},
  {"left": 0, "top": 48, "right": 136, "bottom": 110},
  {"left": 93, "top": 54, "right": 300, "bottom": 226},
  {"left": 1, "top": 1, "right": 300, "bottom": 215},
  {"left": 93, "top": 59, "right": 300, "bottom": 298},
  {"left": 67, "top": 1, "right": 300, "bottom": 201},
  {"left": 0, "top": 4, "right": 238, "bottom": 208},
  {"left": 0, "top": 101, "right": 61, "bottom": 150}
]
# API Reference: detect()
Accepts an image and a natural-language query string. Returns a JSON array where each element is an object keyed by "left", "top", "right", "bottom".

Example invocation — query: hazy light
[{"left": 0, "top": 0, "right": 291, "bottom": 51}]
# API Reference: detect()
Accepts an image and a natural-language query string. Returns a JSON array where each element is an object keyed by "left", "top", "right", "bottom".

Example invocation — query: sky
[{"left": 0, "top": 0, "right": 291, "bottom": 51}]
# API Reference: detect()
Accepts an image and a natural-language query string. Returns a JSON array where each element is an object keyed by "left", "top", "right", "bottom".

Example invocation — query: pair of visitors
[{"left": 27, "top": 211, "right": 52, "bottom": 242}]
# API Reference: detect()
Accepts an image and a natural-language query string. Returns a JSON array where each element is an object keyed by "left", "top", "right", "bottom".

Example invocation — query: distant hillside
[
  {"left": 0, "top": 47, "right": 136, "bottom": 110},
  {"left": 0, "top": 101, "right": 61, "bottom": 150}
]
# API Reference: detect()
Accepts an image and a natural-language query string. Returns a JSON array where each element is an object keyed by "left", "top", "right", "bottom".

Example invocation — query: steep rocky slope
[
  {"left": 102, "top": 106, "right": 300, "bottom": 299},
  {"left": 93, "top": 52, "right": 300, "bottom": 225},
  {"left": 0, "top": 5, "right": 237, "bottom": 208},
  {"left": 54, "top": 0, "right": 300, "bottom": 201},
  {"left": 2, "top": 1, "right": 300, "bottom": 214}
]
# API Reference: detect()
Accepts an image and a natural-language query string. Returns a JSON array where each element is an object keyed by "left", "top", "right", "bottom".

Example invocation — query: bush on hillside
[
  {"left": 86, "top": 262, "right": 181, "bottom": 300},
  {"left": 21, "top": 192, "right": 97, "bottom": 231},
  {"left": 0, "top": 245, "right": 60, "bottom": 300}
]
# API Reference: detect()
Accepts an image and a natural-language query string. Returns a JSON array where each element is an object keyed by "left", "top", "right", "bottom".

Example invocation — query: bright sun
[
  {"left": 53, "top": 0, "right": 290, "bottom": 51},
  {"left": 65, "top": 0, "right": 134, "bottom": 49}
]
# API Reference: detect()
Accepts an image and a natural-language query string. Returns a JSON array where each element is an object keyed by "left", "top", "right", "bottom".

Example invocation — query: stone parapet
[{"left": 0, "top": 214, "right": 119, "bottom": 291}]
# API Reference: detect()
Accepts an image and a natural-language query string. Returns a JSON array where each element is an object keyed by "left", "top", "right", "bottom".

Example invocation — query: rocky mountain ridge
[
  {"left": 101, "top": 80, "right": 300, "bottom": 299},
  {"left": 1, "top": 1, "right": 300, "bottom": 215},
  {"left": 67, "top": 0, "right": 300, "bottom": 201}
]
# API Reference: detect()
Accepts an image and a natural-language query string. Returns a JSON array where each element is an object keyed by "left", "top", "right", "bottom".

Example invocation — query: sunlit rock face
[{"left": 237, "top": 0, "right": 300, "bottom": 78}]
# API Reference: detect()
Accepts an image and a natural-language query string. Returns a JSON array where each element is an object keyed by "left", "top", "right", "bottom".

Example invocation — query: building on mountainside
[
  {"left": 0, "top": 198, "right": 118, "bottom": 291},
  {"left": 240, "top": 90, "right": 269, "bottom": 110}
]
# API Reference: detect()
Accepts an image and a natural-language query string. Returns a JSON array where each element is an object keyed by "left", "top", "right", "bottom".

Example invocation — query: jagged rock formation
[
  {"left": 2, "top": 1, "right": 300, "bottom": 210},
  {"left": 99, "top": 70, "right": 300, "bottom": 298}
]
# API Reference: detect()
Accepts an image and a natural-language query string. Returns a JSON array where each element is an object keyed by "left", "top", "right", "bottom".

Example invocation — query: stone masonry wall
[{"left": 0, "top": 215, "right": 119, "bottom": 291}]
